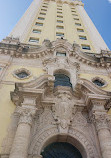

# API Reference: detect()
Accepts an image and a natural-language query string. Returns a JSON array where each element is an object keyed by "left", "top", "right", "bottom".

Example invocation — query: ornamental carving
[
  {"left": 71, "top": 112, "right": 87, "bottom": 127},
  {"left": 16, "top": 106, "right": 37, "bottom": 126},
  {"left": 90, "top": 111, "right": 110, "bottom": 132},
  {"left": 52, "top": 91, "right": 75, "bottom": 132}
]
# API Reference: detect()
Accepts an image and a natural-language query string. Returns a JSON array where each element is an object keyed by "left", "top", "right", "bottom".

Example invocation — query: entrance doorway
[{"left": 41, "top": 142, "right": 82, "bottom": 158}]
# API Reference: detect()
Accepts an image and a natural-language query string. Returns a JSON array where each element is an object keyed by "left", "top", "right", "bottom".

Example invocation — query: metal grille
[
  {"left": 54, "top": 74, "right": 72, "bottom": 88},
  {"left": 41, "top": 142, "right": 82, "bottom": 158}
]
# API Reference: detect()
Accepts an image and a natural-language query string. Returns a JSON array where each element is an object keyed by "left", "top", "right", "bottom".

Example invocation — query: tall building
[{"left": 0, "top": 0, "right": 111, "bottom": 158}]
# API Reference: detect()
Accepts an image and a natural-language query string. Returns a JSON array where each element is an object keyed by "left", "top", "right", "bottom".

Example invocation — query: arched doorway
[{"left": 41, "top": 142, "right": 82, "bottom": 158}]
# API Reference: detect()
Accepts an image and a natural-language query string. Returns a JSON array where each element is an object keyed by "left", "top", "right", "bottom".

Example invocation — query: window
[
  {"left": 33, "top": 29, "right": 41, "bottom": 34},
  {"left": 74, "top": 18, "right": 79, "bottom": 20},
  {"left": 72, "top": 11, "right": 76, "bottom": 13},
  {"left": 43, "top": 2, "right": 48, "bottom": 5},
  {"left": 38, "top": 17, "right": 45, "bottom": 20},
  {"left": 54, "top": 74, "right": 72, "bottom": 88},
  {"left": 57, "top": 15, "right": 63, "bottom": 18},
  {"left": 56, "top": 26, "right": 64, "bottom": 29},
  {"left": 57, "top": 20, "right": 63, "bottom": 23},
  {"left": 56, "top": 52, "right": 66, "bottom": 56},
  {"left": 13, "top": 68, "right": 31, "bottom": 80},
  {"left": 79, "top": 36, "right": 87, "bottom": 40},
  {"left": 71, "top": 7, "right": 75, "bottom": 9},
  {"left": 57, "top": 5, "right": 62, "bottom": 7},
  {"left": 40, "top": 12, "right": 46, "bottom": 15},
  {"left": 16, "top": 72, "right": 29, "bottom": 79},
  {"left": 42, "top": 5, "right": 48, "bottom": 8},
  {"left": 77, "top": 28, "right": 84, "bottom": 32},
  {"left": 56, "top": 32, "right": 64, "bottom": 36},
  {"left": 29, "top": 38, "right": 39, "bottom": 43},
  {"left": 57, "top": 11, "right": 62, "bottom": 14},
  {"left": 57, "top": 8, "right": 62, "bottom": 11},
  {"left": 75, "top": 23, "right": 81, "bottom": 26},
  {"left": 73, "top": 14, "right": 78, "bottom": 16},
  {"left": 41, "top": 9, "right": 47, "bottom": 11},
  {"left": 82, "top": 45, "right": 91, "bottom": 50},
  {"left": 93, "top": 79, "right": 105, "bottom": 87},
  {"left": 35, "top": 22, "right": 43, "bottom": 26}
]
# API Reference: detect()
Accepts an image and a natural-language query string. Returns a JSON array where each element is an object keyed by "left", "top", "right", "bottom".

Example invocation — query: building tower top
[{"left": 8, "top": 0, "right": 108, "bottom": 53}]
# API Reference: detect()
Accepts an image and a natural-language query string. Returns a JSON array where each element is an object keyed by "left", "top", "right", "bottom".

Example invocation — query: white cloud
[{"left": 108, "top": 0, "right": 111, "bottom": 3}]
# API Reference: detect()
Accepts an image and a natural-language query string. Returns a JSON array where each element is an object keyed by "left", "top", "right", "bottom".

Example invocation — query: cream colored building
[{"left": 0, "top": 0, "right": 111, "bottom": 158}]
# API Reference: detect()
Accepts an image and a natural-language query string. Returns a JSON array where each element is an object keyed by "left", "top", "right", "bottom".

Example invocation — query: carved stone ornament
[
  {"left": 53, "top": 91, "right": 74, "bottom": 132},
  {"left": 90, "top": 111, "right": 110, "bottom": 132},
  {"left": 16, "top": 106, "right": 37, "bottom": 126}
]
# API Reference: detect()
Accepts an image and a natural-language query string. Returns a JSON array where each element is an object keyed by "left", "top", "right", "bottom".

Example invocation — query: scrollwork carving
[
  {"left": 53, "top": 91, "right": 75, "bottom": 132},
  {"left": 90, "top": 111, "right": 110, "bottom": 132},
  {"left": 16, "top": 106, "right": 37, "bottom": 126}
]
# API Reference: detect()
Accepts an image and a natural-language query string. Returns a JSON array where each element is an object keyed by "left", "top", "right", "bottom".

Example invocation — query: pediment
[
  {"left": 77, "top": 78, "right": 111, "bottom": 96},
  {"left": 11, "top": 73, "right": 111, "bottom": 109}
]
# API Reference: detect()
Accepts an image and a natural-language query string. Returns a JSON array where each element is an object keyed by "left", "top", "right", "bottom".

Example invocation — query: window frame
[{"left": 29, "top": 38, "right": 39, "bottom": 43}]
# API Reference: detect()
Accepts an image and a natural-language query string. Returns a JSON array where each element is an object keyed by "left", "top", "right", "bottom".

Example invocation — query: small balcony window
[
  {"left": 54, "top": 74, "right": 72, "bottom": 88},
  {"left": 29, "top": 38, "right": 39, "bottom": 43},
  {"left": 35, "top": 22, "right": 43, "bottom": 26},
  {"left": 72, "top": 11, "right": 76, "bottom": 13},
  {"left": 56, "top": 26, "right": 64, "bottom": 29},
  {"left": 40, "top": 12, "right": 46, "bottom": 15},
  {"left": 79, "top": 36, "right": 87, "bottom": 40},
  {"left": 82, "top": 45, "right": 91, "bottom": 50},
  {"left": 57, "top": 11, "right": 62, "bottom": 14},
  {"left": 57, "top": 20, "right": 63, "bottom": 23},
  {"left": 57, "top": 15, "right": 63, "bottom": 18},
  {"left": 56, "top": 32, "right": 64, "bottom": 37},
  {"left": 33, "top": 29, "right": 41, "bottom": 34},
  {"left": 56, "top": 52, "right": 66, "bottom": 56},
  {"left": 42, "top": 5, "right": 48, "bottom": 8},
  {"left": 73, "top": 14, "right": 78, "bottom": 16},
  {"left": 38, "top": 17, "right": 45, "bottom": 20},
  {"left": 57, "top": 8, "right": 62, "bottom": 10},
  {"left": 77, "top": 28, "right": 84, "bottom": 32},
  {"left": 75, "top": 23, "right": 81, "bottom": 26},
  {"left": 71, "top": 7, "right": 75, "bottom": 9},
  {"left": 57, "top": 5, "right": 62, "bottom": 7},
  {"left": 43, "top": 3, "right": 48, "bottom": 5},
  {"left": 41, "top": 9, "right": 47, "bottom": 11},
  {"left": 74, "top": 18, "right": 79, "bottom": 21}
]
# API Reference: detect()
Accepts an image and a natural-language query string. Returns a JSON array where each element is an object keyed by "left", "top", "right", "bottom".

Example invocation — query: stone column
[
  {"left": 90, "top": 100, "right": 111, "bottom": 158},
  {"left": 9, "top": 106, "right": 37, "bottom": 158}
]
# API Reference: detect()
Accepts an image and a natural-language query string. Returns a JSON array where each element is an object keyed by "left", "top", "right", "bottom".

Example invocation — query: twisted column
[
  {"left": 90, "top": 100, "right": 111, "bottom": 158},
  {"left": 9, "top": 106, "right": 37, "bottom": 158}
]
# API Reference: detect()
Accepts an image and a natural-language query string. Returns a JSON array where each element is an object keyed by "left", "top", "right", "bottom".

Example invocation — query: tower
[{"left": 0, "top": 0, "right": 111, "bottom": 158}]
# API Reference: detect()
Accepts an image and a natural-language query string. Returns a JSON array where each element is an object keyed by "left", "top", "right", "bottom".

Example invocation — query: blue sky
[{"left": 0, "top": 0, "right": 111, "bottom": 50}]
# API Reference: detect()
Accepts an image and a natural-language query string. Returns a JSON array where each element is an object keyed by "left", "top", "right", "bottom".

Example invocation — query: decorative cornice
[
  {"left": 45, "top": 0, "right": 84, "bottom": 6},
  {"left": 0, "top": 38, "right": 111, "bottom": 68}
]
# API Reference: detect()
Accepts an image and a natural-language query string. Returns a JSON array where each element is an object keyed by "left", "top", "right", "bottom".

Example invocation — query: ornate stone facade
[
  {"left": 0, "top": 37, "right": 111, "bottom": 158},
  {"left": 0, "top": 0, "right": 111, "bottom": 157}
]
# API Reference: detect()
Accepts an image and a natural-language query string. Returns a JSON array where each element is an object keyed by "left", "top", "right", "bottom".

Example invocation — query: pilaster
[
  {"left": 9, "top": 98, "right": 37, "bottom": 158},
  {"left": 89, "top": 99, "right": 111, "bottom": 158}
]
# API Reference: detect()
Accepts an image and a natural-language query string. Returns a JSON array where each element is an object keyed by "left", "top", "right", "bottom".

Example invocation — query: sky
[{"left": 0, "top": 0, "right": 111, "bottom": 50}]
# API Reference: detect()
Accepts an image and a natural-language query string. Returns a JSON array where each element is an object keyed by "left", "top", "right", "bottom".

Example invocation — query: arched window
[{"left": 54, "top": 74, "right": 72, "bottom": 88}]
